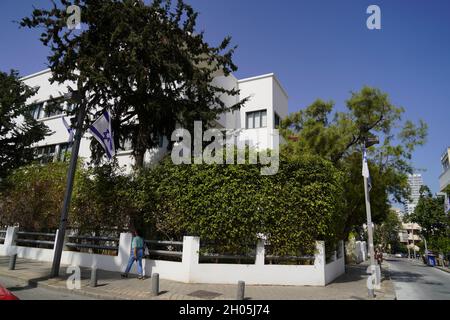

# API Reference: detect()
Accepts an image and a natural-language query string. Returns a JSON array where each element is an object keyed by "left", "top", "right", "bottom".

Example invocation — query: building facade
[
  {"left": 21, "top": 69, "right": 288, "bottom": 170},
  {"left": 403, "top": 174, "right": 424, "bottom": 216},
  {"left": 439, "top": 147, "right": 450, "bottom": 212}
]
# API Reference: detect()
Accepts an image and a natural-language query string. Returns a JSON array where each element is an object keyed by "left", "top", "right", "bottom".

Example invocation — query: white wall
[{"left": 1, "top": 228, "right": 345, "bottom": 286}]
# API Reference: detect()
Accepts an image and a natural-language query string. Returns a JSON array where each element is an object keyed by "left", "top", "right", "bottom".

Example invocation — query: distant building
[
  {"left": 404, "top": 174, "right": 424, "bottom": 216},
  {"left": 439, "top": 147, "right": 450, "bottom": 212},
  {"left": 399, "top": 222, "right": 421, "bottom": 247}
]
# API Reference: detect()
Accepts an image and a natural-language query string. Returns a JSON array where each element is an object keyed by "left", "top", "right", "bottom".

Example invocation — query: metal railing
[
  {"left": 15, "top": 231, "right": 56, "bottom": 249},
  {"left": 264, "top": 245, "right": 315, "bottom": 265},
  {"left": 145, "top": 240, "right": 183, "bottom": 262},
  {"left": 65, "top": 234, "right": 120, "bottom": 256},
  {"left": 199, "top": 242, "right": 256, "bottom": 264},
  {"left": 0, "top": 230, "right": 6, "bottom": 245}
]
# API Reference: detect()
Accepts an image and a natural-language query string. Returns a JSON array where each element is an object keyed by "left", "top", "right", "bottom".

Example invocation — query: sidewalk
[{"left": 0, "top": 256, "right": 395, "bottom": 300}]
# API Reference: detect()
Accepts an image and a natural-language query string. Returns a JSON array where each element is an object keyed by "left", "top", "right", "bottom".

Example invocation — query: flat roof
[
  {"left": 20, "top": 68, "right": 51, "bottom": 81},
  {"left": 238, "top": 73, "right": 289, "bottom": 99}
]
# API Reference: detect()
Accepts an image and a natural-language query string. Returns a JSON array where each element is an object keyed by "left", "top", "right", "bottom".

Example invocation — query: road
[
  {"left": 0, "top": 275, "right": 96, "bottom": 300},
  {"left": 386, "top": 257, "right": 450, "bottom": 300}
]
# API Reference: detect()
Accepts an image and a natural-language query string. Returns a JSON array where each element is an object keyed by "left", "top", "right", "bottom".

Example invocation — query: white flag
[
  {"left": 62, "top": 116, "right": 74, "bottom": 143},
  {"left": 362, "top": 148, "right": 372, "bottom": 191},
  {"left": 88, "top": 110, "right": 115, "bottom": 160}
]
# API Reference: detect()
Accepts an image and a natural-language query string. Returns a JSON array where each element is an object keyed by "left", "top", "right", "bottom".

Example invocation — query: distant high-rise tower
[{"left": 404, "top": 174, "right": 424, "bottom": 215}]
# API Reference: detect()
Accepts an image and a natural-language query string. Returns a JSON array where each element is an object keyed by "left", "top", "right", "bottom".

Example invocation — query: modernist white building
[{"left": 21, "top": 69, "right": 288, "bottom": 170}]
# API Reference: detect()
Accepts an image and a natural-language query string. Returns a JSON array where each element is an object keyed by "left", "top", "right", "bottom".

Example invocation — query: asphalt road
[
  {"left": 387, "top": 257, "right": 450, "bottom": 300},
  {"left": 0, "top": 275, "right": 96, "bottom": 300}
]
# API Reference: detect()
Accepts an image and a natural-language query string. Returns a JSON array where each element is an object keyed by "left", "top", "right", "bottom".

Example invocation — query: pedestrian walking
[{"left": 121, "top": 229, "right": 145, "bottom": 279}]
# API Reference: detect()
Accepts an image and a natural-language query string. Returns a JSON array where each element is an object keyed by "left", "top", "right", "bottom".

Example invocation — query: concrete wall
[{"left": 0, "top": 227, "right": 345, "bottom": 286}]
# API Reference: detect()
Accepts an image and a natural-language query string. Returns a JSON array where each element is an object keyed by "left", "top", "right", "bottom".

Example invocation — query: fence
[
  {"left": 0, "top": 230, "right": 6, "bottom": 245},
  {"left": 0, "top": 226, "right": 345, "bottom": 286}
]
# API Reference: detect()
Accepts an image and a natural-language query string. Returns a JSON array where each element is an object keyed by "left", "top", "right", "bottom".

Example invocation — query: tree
[
  {"left": 21, "top": 0, "right": 246, "bottom": 168},
  {"left": 406, "top": 185, "right": 448, "bottom": 242},
  {"left": 0, "top": 70, "right": 49, "bottom": 180},
  {"left": 374, "top": 209, "right": 402, "bottom": 253},
  {"left": 280, "top": 87, "right": 428, "bottom": 238}
]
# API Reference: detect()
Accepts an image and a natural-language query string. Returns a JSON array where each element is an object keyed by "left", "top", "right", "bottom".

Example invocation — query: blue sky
[{"left": 1, "top": 0, "right": 449, "bottom": 194}]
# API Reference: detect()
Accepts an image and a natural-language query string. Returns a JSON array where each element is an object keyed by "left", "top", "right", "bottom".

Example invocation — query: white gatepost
[
  {"left": 182, "top": 236, "right": 200, "bottom": 283},
  {"left": 255, "top": 239, "right": 265, "bottom": 266},
  {"left": 4, "top": 226, "right": 18, "bottom": 256},
  {"left": 117, "top": 232, "right": 132, "bottom": 270},
  {"left": 314, "top": 241, "right": 326, "bottom": 285}
]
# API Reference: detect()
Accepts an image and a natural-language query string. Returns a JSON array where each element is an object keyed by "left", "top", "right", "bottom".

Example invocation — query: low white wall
[
  {"left": 324, "top": 242, "right": 345, "bottom": 285},
  {"left": 1, "top": 227, "right": 346, "bottom": 286}
]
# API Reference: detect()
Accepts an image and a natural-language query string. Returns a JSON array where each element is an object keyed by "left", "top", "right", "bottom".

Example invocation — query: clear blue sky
[{"left": 1, "top": 0, "right": 449, "bottom": 193}]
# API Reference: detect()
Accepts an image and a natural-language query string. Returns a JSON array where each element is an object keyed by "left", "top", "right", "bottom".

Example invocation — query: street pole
[
  {"left": 363, "top": 142, "right": 376, "bottom": 298},
  {"left": 50, "top": 93, "right": 86, "bottom": 278}
]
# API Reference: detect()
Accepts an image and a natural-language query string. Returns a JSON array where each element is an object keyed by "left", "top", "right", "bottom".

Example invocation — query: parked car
[
  {"left": 394, "top": 253, "right": 404, "bottom": 258},
  {"left": 0, "top": 284, "right": 19, "bottom": 300}
]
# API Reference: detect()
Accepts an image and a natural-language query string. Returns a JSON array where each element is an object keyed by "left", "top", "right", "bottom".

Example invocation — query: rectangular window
[
  {"left": 34, "top": 145, "right": 56, "bottom": 164},
  {"left": 45, "top": 98, "right": 64, "bottom": 118},
  {"left": 31, "top": 103, "right": 45, "bottom": 120},
  {"left": 58, "top": 143, "right": 72, "bottom": 162},
  {"left": 246, "top": 110, "right": 267, "bottom": 129},
  {"left": 274, "top": 112, "right": 281, "bottom": 128}
]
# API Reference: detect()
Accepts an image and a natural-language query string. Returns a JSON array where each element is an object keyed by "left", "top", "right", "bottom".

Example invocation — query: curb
[{"left": 0, "top": 270, "right": 202, "bottom": 300}]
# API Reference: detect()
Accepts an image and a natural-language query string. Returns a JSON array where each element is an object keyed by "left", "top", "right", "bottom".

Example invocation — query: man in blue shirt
[{"left": 121, "top": 229, "right": 145, "bottom": 279}]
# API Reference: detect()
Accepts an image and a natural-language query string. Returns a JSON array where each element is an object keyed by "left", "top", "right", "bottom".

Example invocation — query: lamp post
[{"left": 362, "top": 134, "right": 379, "bottom": 298}]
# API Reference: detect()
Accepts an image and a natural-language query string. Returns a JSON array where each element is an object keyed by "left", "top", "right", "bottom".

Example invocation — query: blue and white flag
[
  {"left": 362, "top": 147, "right": 372, "bottom": 191},
  {"left": 62, "top": 116, "right": 74, "bottom": 143},
  {"left": 88, "top": 109, "right": 115, "bottom": 160}
]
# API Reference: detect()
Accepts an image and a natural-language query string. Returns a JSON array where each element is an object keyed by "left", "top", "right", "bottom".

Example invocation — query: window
[
  {"left": 274, "top": 112, "right": 281, "bottom": 128},
  {"left": 58, "top": 143, "right": 72, "bottom": 162},
  {"left": 45, "top": 98, "right": 64, "bottom": 118},
  {"left": 31, "top": 103, "right": 45, "bottom": 120},
  {"left": 34, "top": 145, "right": 56, "bottom": 164},
  {"left": 246, "top": 110, "right": 267, "bottom": 129}
]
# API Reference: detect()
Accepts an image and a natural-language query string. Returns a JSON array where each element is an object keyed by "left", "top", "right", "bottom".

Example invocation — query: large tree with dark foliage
[
  {"left": 280, "top": 87, "right": 428, "bottom": 239},
  {"left": 0, "top": 70, "right": 49, "bottom": 180},
  {"left": 21, "top": 0, "right": 245, "bottom": 168}
]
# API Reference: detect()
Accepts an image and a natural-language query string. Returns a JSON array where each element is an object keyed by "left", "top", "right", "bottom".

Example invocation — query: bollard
[
  {"left": 8, "top": 254, "right": 17, "bottom": 270},
  {"left": 236, "top": 280, "right": 245, "bottom": 300},
  {"left": 151, "top": 273, "right": 159, "bottom": 296},
  {"left": 90, "top": 267, "right": 98, "bottom": 287}
]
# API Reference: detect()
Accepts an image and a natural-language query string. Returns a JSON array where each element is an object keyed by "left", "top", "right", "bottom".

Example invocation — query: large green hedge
[
  {"left": 0, "top": 154, "right": 345, "bottom": 255},
  {"left": 137, "top": 154, "right": 345, "bottom": 256}
]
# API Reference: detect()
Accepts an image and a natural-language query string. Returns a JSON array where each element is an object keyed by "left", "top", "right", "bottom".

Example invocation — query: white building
[
  {"left": 403, "top": 174, "right": 424, "bottom": 216},
  {"left": 439, "top": 147, "right": 450, "bottom": 212},
  {"left": 21, "top": 69, "right": 288, "bottom": 170}
]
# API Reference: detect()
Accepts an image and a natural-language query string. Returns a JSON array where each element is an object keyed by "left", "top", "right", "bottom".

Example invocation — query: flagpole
[
  {"left": 363, "top": 140, "right": 377, "bottom": 298},
  {"left": 50, "top": 91, "right": 86, "bottom": 278}
]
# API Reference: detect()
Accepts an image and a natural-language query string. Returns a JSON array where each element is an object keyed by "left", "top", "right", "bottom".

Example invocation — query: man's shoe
[{"left": 121, "top": 274, "right": 128, "bottom": 278}]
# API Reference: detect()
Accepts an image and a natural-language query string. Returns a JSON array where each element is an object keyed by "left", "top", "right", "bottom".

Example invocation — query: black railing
[
  {"left": 264, "top": 245, "right": 315, "bottom": 265},
  {"left": 145, "top": 240, "right": 183, "bottom": 262},
  {"left": 199, "top": 242, "right": 256, "bottom": 264},
  {"left": 15, "top": 231, "right": 56, "bottom": 249},
  {"left": 0, "top": 230, "right": 6, "bottom": 245}
]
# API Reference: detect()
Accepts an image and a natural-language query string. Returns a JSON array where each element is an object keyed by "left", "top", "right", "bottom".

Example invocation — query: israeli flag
[
  {"left": 362, "top": 147, "right": 372, "bottom": 191},
  {"left": 88, "top": 110, "right": 115, "bottom": 160},
  {"left": 62, "top": 116, "right": 74, "bottom": 143}
]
